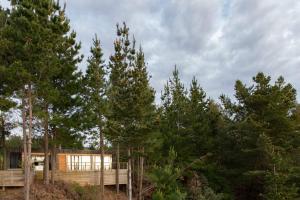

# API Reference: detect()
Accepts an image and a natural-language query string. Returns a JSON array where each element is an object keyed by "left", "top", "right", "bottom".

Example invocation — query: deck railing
[{"left": 66, "top": 162, "right": 127, "bottom": 171}]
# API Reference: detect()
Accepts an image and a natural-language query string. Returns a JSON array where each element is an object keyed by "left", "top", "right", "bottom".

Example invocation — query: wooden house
[
  {"left": 31, "top": 149, "right": 114, "bottom": 172},
  {"left": 0, "top": 148, "right": 128, "bottom": 187}
]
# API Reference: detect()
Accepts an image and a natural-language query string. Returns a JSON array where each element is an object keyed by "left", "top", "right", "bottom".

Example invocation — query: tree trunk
[
  {"left": 1, "top": 117, "right": 7, "bottom": 170},
  {"left": 43, "top": 105, "right": 49, "bottom": 185},
  {"left": 99, "top": 126, "right": 104, "bottom": 200},
  {"left": 51, "top": 130, "right": 56, "bottom": 184},
  {"left": 128, "top": 148, "right": 132, "bottom": 200},
  {"left": 22, "top": 90, "right": 29, "bottom": 200},
  {"left": 51, "top": 144, "right": 56, "bottom": 184},
  {"left": 3, "top": 133, "right": 6, "bottom": 170},
  {"left": 137, "top": 151, "right": 140, "bottom": 195},
  {"left": 27, "top": 84, "right": 33, "bottom": 195},
  {"left": 131, "top": 150, "right": 135, "bottom": 195},
  {"left": 116, "top": 143, "right": 120, "bottom": 197},
  {"left": 138, "top": 147, "right": 144, "bottom": 200}
]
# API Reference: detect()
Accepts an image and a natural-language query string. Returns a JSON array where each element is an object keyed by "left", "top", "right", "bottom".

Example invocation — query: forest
[{"left": 0, "top": 1, "right": 299, "bottom": 200}]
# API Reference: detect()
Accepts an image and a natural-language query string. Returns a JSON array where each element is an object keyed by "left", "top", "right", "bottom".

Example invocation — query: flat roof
[{"left": 10, "top": 149, "right": 113, "bottom": 155}]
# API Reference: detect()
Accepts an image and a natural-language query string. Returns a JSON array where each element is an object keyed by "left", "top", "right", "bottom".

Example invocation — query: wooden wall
[
  {"left": 0, "top": 169, "right": 128, "bottom": 187},
  {"left": 0, "top": 169, "right": 24, "bottom": 187},
  {"left": 54, "top": 169, "right": 128, "bottom": 186},
  {"left": 58, "top": 154, "right": 66, "bottom": 172}
]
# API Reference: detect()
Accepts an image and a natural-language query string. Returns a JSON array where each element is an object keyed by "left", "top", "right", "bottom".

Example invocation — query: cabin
[
  {"left": 31, "top": 149, "right": 114, "bottom": 172},
  {"left": 0, "top": 148, "right": 128, "bottom": 188}
]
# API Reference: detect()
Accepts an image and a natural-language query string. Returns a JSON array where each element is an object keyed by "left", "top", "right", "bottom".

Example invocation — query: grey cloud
[{"left": 1, "top": 0, "right": 300, "bottom": 102}]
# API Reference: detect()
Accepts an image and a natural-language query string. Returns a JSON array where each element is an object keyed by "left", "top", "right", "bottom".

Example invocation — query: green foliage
[
  {"left": 6, "top": 135, "right": 22, "bottom": 149},
  {"left": 263, "top": 171, "right": 298, "bottom": 200},
  {"left": 219, "top": 72, "right": 300, "bottom": 199},
  {"left": 107, "top": 22, "right": 136, "bottom": 145},
  {"left": 107, "top": 23, "right": 156, "bottom": 152},
  {"left": 148, "top": 148, "right": 186, "bottom": 200},
  {"left": 0, "top": 0, "right": 83, "bottom": 149},
  {"left": 1, "top": 3, "right": 299, "bottom": 199},
  {"left": 193, "top": 186, "right": 224, "bottom": 200},
  {"left": 81, "top": 35, "right": 107, "bottom": 144}
]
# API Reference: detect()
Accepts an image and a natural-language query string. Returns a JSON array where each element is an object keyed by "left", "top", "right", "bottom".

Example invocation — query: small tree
[{"left": 148, "top": 148, "right": 186, "bottom": 200}]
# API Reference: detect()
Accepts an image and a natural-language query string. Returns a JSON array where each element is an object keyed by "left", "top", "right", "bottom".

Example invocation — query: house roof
[
  {"left": 56, "top": 149, "right": 113, "bottom": 155},
  {"left": 9, "top": 148, "right": 113, "bottom": 155}
]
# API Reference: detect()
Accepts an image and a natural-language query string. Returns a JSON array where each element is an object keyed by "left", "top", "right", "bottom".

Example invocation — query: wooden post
[{"left": 91, "top": 155, "right": 94, "bottom": 170}]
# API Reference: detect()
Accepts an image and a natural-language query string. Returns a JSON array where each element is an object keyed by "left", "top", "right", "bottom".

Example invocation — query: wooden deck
[
  {"left": 54, "top": 169, "right": 128, "bottom": 186},
  {"left": 0, "top": 169, "right": 128, "bottom": 187},
  {"left": 0, "top": 169, "right": 24, "bottom": 187}
]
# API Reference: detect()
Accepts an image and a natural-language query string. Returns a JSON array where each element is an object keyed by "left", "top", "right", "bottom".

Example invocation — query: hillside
[{"left": 0, "top": 182, "right": 128, "bottom": 200}]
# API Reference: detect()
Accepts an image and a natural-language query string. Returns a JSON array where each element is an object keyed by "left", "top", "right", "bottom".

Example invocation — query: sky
[{"left": 1, "top": 0, "right": 300, "bottom": 102}]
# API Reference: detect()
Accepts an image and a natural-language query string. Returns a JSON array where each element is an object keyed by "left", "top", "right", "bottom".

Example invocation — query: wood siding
[
  {"left": 58, "top": 154, "right": 66, "bottom": 172},
  {"left": 0, "top": 170, "right": 24, "bottom": 186},
  {"left": 54, "top": 169, "right": 128, "bottom": 186}
]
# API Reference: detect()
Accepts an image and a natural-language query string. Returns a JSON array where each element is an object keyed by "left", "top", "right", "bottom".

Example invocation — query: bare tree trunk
[
  {"left": 22, "top": 90, "right": 29, "bottom": 200},
  {"left": 51, "top": 129, "right": 56, "bottom": 184},
  {"left": 128, "top": 148, "right": 132, "bottom": 200},
  {"left": 137, "top": 151, "right": 140, "bottom": 195},
  {"left": 43, "top": 104, "right": 49, "bottom": 185},
  {"left": 27, "top": 84, "right": 33, "bottom": 196},
  {"left": 138, "top": 147, "right": 144, "bottom": 200},
  {"left": 3, "top": 137, "right": 6, "bottom": 170},
  {"left": 116, "top": 143, "right": 120, "bottom": 198},
  {"left": 3, "top": 139, "right": 6, "bottom": 170},
  {"left": 100, "top": 126, "right": 104, "bottom": 200},
  {"left": 137, "top": 148, "right": 140, "bottom": 200},
  {"left": 1, "top": 117, "right": 7, "bottom": 170},
  {"left": 131, "top": 149, "right": 135, "bottom": 195},
  {"left": 51, "top": 144, "right": 56, "bottom": 184}
]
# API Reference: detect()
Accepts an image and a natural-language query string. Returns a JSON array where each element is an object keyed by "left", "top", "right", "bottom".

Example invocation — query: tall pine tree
[{"left": 82, "top": 35, "right": 107, "bottom": 199}]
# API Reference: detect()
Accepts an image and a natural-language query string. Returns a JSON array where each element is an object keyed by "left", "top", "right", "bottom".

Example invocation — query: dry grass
[{"left": 0, "top": 182, "right": 128, "bottom": 200}]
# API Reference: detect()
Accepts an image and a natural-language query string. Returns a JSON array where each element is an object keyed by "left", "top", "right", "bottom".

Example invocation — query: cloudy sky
[{"left": 1, "top": 0, "right": 300, "bottom": 102}]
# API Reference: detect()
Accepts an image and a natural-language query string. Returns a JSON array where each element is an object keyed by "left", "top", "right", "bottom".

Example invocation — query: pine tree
[
  {"left": 107, "top": 22, "right": 136, "bottom": 198},
  {"left": 149, "top": 148, "right": 186, "bottom": 200},
  {"left": 160, "top": 67, "right": 189, "bottom": 162},
  {"left": 220, "top": 72, "right": 299, "bottom": 199},
  {"left": 131, "top": 47, "right": 156, "bottom": 200},
  {"left": 0, "top": 1, "right": 82, "bottom": 197},
  {"left": 82, "top": 35, "right": 107, "bottom": 199},
  {"left": 0, "top": 1, "right": 43, "bottom": 198},
  {"left": 186, "top": 77, "right": 210, "bottom": 157}
]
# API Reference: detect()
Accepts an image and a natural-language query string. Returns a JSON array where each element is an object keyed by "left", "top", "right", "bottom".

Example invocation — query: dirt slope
[{"left": 0, "top": 182, "right": 128, "bottom": 200}]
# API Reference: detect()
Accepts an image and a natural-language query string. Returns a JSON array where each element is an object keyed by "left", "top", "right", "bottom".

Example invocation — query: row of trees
[
  {"left": 149, "top": 69, "right": 300, "bottom": 200},
  {"left": 0, "top": 1, "right": 299, "bottom": 200},
  {"left": 0, "top": 1, "right": 155, "bottom": 200}
]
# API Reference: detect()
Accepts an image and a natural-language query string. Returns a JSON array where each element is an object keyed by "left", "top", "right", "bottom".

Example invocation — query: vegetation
[{"left": 0, "top": 1, "right": 299, "bottom": 200}]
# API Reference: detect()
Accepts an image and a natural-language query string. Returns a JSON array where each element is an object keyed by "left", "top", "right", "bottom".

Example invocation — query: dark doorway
[{"left": 10, "top": 152, "right": 21, "bottom": 168}]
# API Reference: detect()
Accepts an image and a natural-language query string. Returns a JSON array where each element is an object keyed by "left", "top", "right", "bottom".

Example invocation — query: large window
[
  {"left": 93, "top": 155, "right": 112, "bottom": 170},
  {"left": 66, "top": 155, "right": 112, "bottom": 171}
]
